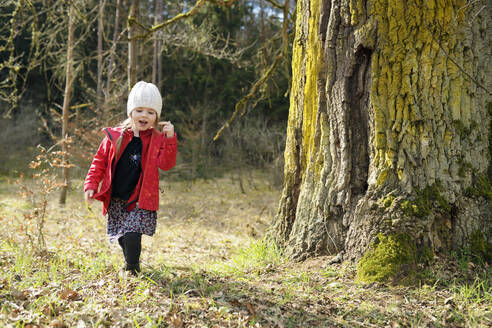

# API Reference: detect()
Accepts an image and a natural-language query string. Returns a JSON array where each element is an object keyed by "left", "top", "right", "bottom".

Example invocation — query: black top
[{"left": 111, "top": 136, "right": 142, "bottom": 200}]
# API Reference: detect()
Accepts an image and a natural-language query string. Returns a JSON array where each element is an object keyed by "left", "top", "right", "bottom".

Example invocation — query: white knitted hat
[{"left": 127, "top": 81, "right": 162, "bottom": 117}]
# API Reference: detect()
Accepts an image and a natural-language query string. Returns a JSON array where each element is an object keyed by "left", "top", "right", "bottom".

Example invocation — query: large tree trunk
[
  {"left": 59, "top": 3, "right": 75, "bottom": 205},
  {"left": 271, "top": 0, "right": 491, "bottom": 273}
]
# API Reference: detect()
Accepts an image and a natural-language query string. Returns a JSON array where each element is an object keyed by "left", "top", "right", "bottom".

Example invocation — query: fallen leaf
[
  {"left": 60, "top": 288, "right": 79, "bottom": 301},
  {"left": 171, "top": 314, "right": 183, "bottom": 328},
  {"left": 48, "top": 319, "right": 65, "bottom": 328},
  {"left": 444, "top": 296, "right": 454, "bottom": 306},
  {"left": 245, "top": 302, "right": 256, "bottom": 317},
  {"left": 42, "top": 303, "right": 58, "bottom": 316},
  {"left": 11, "top": 288, "right": 28, "bottom": 300},
  {"left": 230, "top": 298, "right": 241, "bottom": 307}
]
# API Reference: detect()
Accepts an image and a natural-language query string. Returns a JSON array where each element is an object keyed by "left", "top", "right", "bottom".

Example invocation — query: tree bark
[
  {"left": 128, "top": 0, "right": 139, "bottom": 89},
  {"left": 59, "top": 3, "right": 75, "bottom": 205},
  {"left": 271, "top": 0, "right": 491, "bottom": 267}
]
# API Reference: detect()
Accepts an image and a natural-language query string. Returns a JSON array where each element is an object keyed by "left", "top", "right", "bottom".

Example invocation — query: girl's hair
[
  {"left": 114, "top": 110, "right": 160, "bottom": 158},
  {"left": 115, "top": 118, "right": 132, "bottom": 157}
]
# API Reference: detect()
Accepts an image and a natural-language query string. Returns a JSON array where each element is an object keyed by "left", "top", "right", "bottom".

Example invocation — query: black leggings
[{"left": 118, "top": 232, "right": 142, "bottom": 272}]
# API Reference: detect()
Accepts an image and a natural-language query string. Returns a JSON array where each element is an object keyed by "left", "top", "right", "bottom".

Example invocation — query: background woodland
[{"left": 0, "top": 0, "right": 292, "bottom": 183}]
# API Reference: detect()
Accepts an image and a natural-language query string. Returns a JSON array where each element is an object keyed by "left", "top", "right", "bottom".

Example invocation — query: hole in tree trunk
[{"left": 348, "top": 46, "right": 372, "bottom": 196}]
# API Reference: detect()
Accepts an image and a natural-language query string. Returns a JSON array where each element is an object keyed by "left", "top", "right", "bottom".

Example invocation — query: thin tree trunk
[
  {"left": 128, "top": 0, "right": 139, "bottom": 89},
  {"left": 97, "top": 0, "right": 104, "bottom": 107},
  {"left": 59, "top": 3, "right": 75, "bottom": 205},
  {"left": 152, "top": 0, "right": 162, "bottom": 85},
  {"left": 157, "top": 0, "right": 163, "bottom": 87},
  {"left": 105, "top": 0, "right": 122, "bottom": 111},
  {"left": 260, "top": 0, "right": 265, "bottom": 44},
  {"left": 259, "top": 0, "right": 268, "bottom": 68},
  {"left": 157, "top": 34, "right": 162, "bottom": 88},
  {"left": 271, "top": 0, "right": 491, "bottom": 272}
]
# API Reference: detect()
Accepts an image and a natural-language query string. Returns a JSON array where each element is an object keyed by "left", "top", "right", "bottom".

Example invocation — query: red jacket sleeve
[
  {"left": 158, "top": 133, "right": 177, "bottom": 171},
  {"left": 84, "top": 136, "right": 111, "bottom": 192}
]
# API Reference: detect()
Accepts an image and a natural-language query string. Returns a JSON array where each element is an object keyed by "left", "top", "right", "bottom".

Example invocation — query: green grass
[
  {"left": 209, "top": 239, "right": 284, "bottom": 276},
  {"left": 0, "top": 174, "right": 491, "bottom": 327}
]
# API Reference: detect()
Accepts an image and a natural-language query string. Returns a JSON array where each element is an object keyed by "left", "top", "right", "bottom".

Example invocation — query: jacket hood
[{"left": 102, "top": 127, "right": 160, "bottom": 143}]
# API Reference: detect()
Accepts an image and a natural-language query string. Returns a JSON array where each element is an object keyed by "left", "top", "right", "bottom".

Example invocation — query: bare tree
[
  {"left": 104, "top": 0, "right": 122, "bottom": 114},
  {"left": 59, "top": 2, "right": 75, "bottom": 205},
  {"left": 96, "top": 0, "right": 105, "bottom": 107},
  {"left": 152, "top": 0, "right": 163, "bottom": 86},
  {"left": 128, "top": 0, "right": 139, "bottom": 89}
]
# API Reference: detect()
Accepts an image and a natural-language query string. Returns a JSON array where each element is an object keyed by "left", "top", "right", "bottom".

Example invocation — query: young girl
[{"left": 84, "top": 81, "right": 177, "bottom": 275}]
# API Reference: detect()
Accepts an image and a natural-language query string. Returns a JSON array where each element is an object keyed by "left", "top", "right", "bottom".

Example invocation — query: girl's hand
[
  {"left": 85, "top": 190, "right": 95, "bottom": 203},
  {"left": 159, "top": 121, "right": 174, "bottom": 138}
]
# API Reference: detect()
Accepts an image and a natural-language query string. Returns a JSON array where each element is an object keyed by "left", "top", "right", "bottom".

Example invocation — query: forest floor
[{"left": 0, "top": 171, "right": 490, "bottom": 327}]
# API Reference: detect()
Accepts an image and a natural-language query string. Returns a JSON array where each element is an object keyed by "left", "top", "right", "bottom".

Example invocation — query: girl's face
[{"left": 131, "top": 107, "right": 157, "bottom": 132}]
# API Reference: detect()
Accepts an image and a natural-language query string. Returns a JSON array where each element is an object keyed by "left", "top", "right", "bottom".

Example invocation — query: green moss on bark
[
  {"left": 382, "top": 194, "right": 395, "bottom": 208},
  {"left": 400, "top": 184, "right": 450, "bottom": 217},
  {"left": 417, "top": 245, "right": 434, "bottom": 264},
  {"left": 469, "top": 230, "right": 492, "bottom": 263},
  {"left": 357, "top": 233, "right": 417, "bottom": 284},
  {"left": 466, "top": 175, "right": 492, "bottom": 208},
  {"left": 488, "top": 102, "right": 492, "bottom": 182}
]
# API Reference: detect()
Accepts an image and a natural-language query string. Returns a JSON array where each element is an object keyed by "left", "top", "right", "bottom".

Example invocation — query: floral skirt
[{"left": 106, "top": 198, "right": 157, "bottom": 242}]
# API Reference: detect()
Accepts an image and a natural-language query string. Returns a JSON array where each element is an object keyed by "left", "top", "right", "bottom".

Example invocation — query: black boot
[
  {"left": 118, "top": 236, "right": 126, "bottom": 259},
  {"left": 122, "top": 232, "right": 142, "bottom": 275}
]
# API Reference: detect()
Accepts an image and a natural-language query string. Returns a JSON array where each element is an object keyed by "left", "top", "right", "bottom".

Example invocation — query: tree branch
[
  {"left": 129, "top": 0, "right": 239, "bottom": 41},
  {"left": 265, "top": 0, "right": 284, "bottom": 9},
  {"left": 213, "top": 53, "right": 284, "bottom": 141},
  {"left": 213, "top": 0, "right": 292, "bottom": 141},
  {"left": 129, "top": 0, "right": 209, "bottom": 40}
]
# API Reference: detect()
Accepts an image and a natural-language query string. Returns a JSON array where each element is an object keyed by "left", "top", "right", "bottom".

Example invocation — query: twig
[{"left": 40, "top": 115, "right": 58, "bottom": 142}]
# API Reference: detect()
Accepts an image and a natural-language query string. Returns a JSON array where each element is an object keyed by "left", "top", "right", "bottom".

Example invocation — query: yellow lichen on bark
[
  {"left": 350, "top": 0, "right": 365, "bottom": 25},
  {"left": 301, "top": 0, "right": 323, "bottom": 174},
  {"left": 367, "top": 0, "right": 469, "bottom": 188},
  {"left": 283, "top": 0, "right": 305, "bottom": 177},
  {"left": 283, "top": 0, "right": 324, "bottom": 181},
  {"left": 285, "top": 0, "right": 479, "bottom": 194}
]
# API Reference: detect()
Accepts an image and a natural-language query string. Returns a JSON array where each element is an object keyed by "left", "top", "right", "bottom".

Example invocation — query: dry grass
[
  {"left": 0, "top": 172, "right": 491, "bottom": 327},
  {"left": 153, "top": 173, "right": 276, "bottom": 267}
]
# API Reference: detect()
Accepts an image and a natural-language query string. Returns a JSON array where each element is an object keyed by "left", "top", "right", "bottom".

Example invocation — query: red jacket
[{"left": 84, "top": 127, "right": 177, "bottom": 215}]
